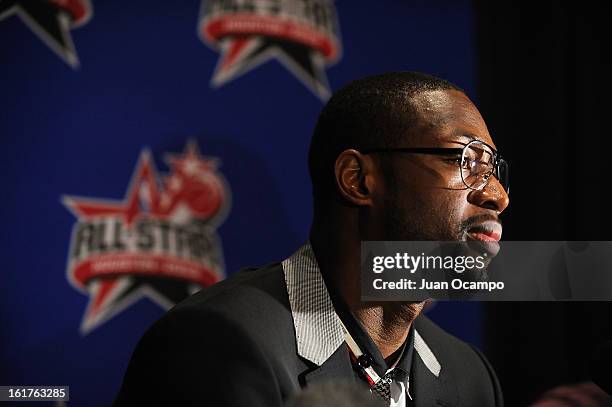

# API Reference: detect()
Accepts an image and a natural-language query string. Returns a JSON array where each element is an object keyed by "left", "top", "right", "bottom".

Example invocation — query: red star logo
[{"left": 63, "top": 142, "right": 229, "bottom": 333}]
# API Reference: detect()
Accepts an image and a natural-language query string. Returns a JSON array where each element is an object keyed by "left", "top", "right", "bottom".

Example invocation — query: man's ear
[{"left": 334, "top": 149, "right": 375, "bottom": 206}]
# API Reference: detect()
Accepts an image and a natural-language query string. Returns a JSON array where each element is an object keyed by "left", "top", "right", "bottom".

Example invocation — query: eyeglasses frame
[{"left": 359, "top": 139, "right": 509, "bottom": 194}]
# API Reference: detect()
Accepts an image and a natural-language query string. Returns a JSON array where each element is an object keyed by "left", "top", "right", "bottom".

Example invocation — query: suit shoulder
[
  {"left": 173, "top": 262, "right": 288, "bottom": 313},
  {"left": 159, "top": 262, "right": 294, "bottom": 347}
]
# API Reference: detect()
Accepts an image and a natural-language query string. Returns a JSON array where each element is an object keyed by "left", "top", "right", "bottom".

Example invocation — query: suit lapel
[
  {"left": 301, "top": 343, "right": 355, "bottom": 386},
  {"left": 411, "top": 330, "right": 458, "bottom": 407}
]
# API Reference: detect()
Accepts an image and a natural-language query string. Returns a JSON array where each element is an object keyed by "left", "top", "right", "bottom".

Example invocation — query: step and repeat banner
[{"left": 1, "top": 1, "right": 477, "bottom": 404}]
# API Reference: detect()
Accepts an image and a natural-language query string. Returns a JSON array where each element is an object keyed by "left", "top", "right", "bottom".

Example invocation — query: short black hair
[{"left": 308, "top": 71, "right": 464, "bottom": 213}]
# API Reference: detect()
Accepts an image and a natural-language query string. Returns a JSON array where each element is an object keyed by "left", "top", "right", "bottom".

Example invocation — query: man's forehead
[{"left": 408, "top": 89, "right": 496, "bottom": 148}]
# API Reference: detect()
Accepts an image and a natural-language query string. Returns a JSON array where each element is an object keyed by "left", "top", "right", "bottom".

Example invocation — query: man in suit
[{"left": 114, "top": 72, "right": 509, "bottom": 406}]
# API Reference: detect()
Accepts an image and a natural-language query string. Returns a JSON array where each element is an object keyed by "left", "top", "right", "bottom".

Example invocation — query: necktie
[{"left": 372, "top": 369, "right": 395, "bottom": 402}]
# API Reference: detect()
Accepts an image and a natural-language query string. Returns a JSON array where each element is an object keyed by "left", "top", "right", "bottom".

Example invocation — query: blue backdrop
[{"left": 1, "top": 1, "right": 480, "bottom": 405}]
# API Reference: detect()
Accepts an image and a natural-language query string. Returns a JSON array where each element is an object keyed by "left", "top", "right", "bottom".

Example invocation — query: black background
[{"left": 476, "top": 2, "right": 612, "bottom": 405}]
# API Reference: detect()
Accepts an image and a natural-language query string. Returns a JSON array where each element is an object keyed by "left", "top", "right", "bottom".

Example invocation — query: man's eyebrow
[
  {"left": 442, "top": 133, "right": 478, "bottom": 145},
  {"left": 443, "top": 133, "right": 499, "bottom": 152}
]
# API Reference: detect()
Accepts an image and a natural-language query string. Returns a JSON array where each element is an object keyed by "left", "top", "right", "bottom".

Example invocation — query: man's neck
[
  {"left": 353, "top": 302, "right": 423, "bottom": 360},
  {"left": 309, "top": 225, "right": 424, "bottom": 360}
]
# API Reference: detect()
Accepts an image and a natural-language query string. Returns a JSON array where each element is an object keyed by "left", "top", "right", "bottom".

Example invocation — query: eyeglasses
[{"left": 360, "top": 139, "right": 510, "bottom": 194}]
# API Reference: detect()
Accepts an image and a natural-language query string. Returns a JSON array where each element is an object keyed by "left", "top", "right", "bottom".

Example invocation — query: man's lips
[{"left": 466, "top": 221, "right": 502, "bottom": 242}]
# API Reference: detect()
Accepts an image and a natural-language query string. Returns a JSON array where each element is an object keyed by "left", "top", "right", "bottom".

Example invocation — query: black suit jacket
[{"left": 114, "top": 262, "right": 503, "bottom": 406}]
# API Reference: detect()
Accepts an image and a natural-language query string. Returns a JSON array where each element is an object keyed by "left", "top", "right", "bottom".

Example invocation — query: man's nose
[{"left": 467, "top": 177, "right": 510, "bottom": 213}]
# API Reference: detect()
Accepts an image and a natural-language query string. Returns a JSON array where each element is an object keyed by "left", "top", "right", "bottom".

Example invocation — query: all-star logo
[
  {"left": 62, "top": 141, "right": 230, "bottom": 334},
  {"left": 0, "top": 0, "right": 92, "bottom": 67},
  {"left": 199, "top": 0, "right": 342, "bottom": 101}
]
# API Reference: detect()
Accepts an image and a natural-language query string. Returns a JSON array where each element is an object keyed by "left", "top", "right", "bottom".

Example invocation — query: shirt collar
[
  {"left": 282, "top": 242, "right": 345, "bottom": 366},
  {"left": 282, "top": 241, "right": 441, "bottom": 378}
]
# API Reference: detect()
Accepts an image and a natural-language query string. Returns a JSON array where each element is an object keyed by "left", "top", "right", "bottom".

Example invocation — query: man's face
[{"left": 376, "top": 89, "right": 510, "bottom": 242}]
